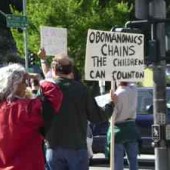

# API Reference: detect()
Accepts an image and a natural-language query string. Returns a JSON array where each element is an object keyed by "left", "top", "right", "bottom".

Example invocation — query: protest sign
[
  {"left": 85, "top": 29, "right": 145, "bottom": 82},
  {"left": 40, "top": 26, "right": 67, "bottom": 56},
  {"left": 95, "top": 93, "right": 111, "bottom": 107}
]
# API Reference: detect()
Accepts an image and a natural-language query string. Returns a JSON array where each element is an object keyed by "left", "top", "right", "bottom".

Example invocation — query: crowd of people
[
  {"left": 0, "top": 50, "right": 118, "bottom": 170},
  {"left": 0, "top": 46, "right": 141, "bottom": 170},
  {"left": 0, "top": 1, "right": 140, "bottom": 169}
]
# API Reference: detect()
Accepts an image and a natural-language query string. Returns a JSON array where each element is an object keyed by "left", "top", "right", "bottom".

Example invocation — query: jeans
[
  {"left": 114, "top": 142, "right": 138, "bottom": 170},
  {"left": 46, "top": 147, "right": 89, "bottom": 170}
]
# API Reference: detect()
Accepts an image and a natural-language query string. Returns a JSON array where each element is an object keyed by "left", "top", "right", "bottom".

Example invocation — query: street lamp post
[
  {"left": 135, "top": 0, "right": 168, "bottom": 169},
  {"left": 23, "top": 0, "right": 28, "bottom": 70},
  {"left": 149, "top": 1, "right": 168, "bottom": 170}
]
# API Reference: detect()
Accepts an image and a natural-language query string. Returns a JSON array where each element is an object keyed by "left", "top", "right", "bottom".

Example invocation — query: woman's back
[{"left": 0, "top": 98, "right": 44, "bottom": 170}]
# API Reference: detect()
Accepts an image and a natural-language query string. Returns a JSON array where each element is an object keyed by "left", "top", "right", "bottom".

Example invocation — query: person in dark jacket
[
  {"left": 0, "top": 0, "right": 23, "bottom": 64},
  {"left": 44, "top": 53, "right": 114, "bottom": 170}
]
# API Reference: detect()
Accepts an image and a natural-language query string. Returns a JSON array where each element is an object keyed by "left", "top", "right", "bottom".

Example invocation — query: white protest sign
[
  {"left": 85, "top": 29, "right": 145, "bottom": 82},
  {"left": 95, "top": 93, "right": 111, "bottom": 107},
  {"left": 40, "top": 26, "right": 67, "bottom": 56}
]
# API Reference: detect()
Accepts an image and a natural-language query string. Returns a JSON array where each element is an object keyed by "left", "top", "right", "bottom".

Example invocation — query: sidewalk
[{"left": 90, "top": 154, "right": 155, "bottom": 170}]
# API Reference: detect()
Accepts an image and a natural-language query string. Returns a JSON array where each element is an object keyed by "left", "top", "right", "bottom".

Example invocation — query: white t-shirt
[{"left": 114, "top": 84, "right": 137, "bottom": 123}]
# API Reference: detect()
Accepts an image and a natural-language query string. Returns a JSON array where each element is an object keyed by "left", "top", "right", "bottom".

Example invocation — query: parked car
[
  {"left": 90, "top": 87, "right": 170, "bottom": 159},
  {"left": 133, "top": 87, "right": 170, "bottom": 154}
]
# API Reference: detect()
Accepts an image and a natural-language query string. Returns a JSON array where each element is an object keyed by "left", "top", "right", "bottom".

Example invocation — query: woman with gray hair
[
  {"left": 0, "top": 64, "right": 63, "bottom": 170},
  {"left": 0, "top": 64, "right": 28, "bottom": 100}
]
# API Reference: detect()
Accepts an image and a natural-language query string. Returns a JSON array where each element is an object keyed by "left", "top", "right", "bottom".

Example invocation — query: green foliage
[{"left": 13, "top": 0, "right": 132, "bottom": 74}]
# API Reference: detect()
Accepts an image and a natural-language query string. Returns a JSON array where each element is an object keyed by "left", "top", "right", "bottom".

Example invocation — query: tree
[
  {"left": 9, "top": 0, "right": 170, "bottom": 68},
  {"left": 13, "top": 0, "right": 132, "bottom": 75}
]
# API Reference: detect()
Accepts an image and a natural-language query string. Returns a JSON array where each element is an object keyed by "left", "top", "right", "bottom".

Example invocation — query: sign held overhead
[
  {"left": 40, "top": 26, "right": 67, "bottom": 56},
  {"left": 85, "top": 29, "right": 145, "bottom": 82}
]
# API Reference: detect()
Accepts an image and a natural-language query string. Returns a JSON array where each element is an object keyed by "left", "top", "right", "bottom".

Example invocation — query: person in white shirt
[{"left": 111, "top": 81, "right": 140, "bottom": 170}]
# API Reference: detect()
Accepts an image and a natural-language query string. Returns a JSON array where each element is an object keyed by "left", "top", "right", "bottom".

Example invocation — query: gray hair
[{"left": 0, "top": 64, "right": 27, "bottom": 101}]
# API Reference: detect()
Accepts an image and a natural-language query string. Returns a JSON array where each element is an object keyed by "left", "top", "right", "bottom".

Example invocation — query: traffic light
[
  {"left": 148, "top": 39, "right": 159, "bottom": 63},
  {"left": 135, "top": 0, "right": 150, "bottom": 19},
  {"left": 28, "top": 53, "right": 36, "bottom": 67}
]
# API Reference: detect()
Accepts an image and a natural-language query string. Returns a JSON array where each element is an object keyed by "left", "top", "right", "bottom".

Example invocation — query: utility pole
[
  {"left": 23, "top": 0, "right": 28, "bottom": 70},
  {"left": 150, "top": 1, "right": 168, "bottom": 170},
  {"left": 135, "top": 0, "right": 169, "bottom": 169}
]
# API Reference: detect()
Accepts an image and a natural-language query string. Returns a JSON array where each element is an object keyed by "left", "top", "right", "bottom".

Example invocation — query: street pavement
[{"left": 90, "top": 154, "right": 155, "bottom": 170}]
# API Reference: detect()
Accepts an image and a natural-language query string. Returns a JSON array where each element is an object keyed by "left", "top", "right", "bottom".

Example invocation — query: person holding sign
[
  {"left": 111, "top": 81, "right": 140, "bottom": 170},
  {"left": 44, "top": 53, "right": 115, "bottom": 170},
  {"left": 38, "top": 48, "right": 82, "bottom": 81}
]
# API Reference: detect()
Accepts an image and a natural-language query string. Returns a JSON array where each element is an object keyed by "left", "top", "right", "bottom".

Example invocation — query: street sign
[
  {"left": 152, "top": 124, "right": 160, "bottom": 142},
  {"left": 6, "top": 14, "right": 28, "bottom": 28}
]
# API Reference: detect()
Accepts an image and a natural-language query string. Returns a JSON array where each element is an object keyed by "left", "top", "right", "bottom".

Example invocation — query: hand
[
  {"left": 25, "top": 87, "right": 34, "bottom": 99},
  {"left": 110, "top": 89, "right": 118, "bottom": 103},
  {"left": 37, "top": 48, "right": 47, "bottom": 60}
]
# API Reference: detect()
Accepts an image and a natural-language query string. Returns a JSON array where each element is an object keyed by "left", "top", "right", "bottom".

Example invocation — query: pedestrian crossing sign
[{"left": 152, "top": 124, "right": 160, "bottom": 142}]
